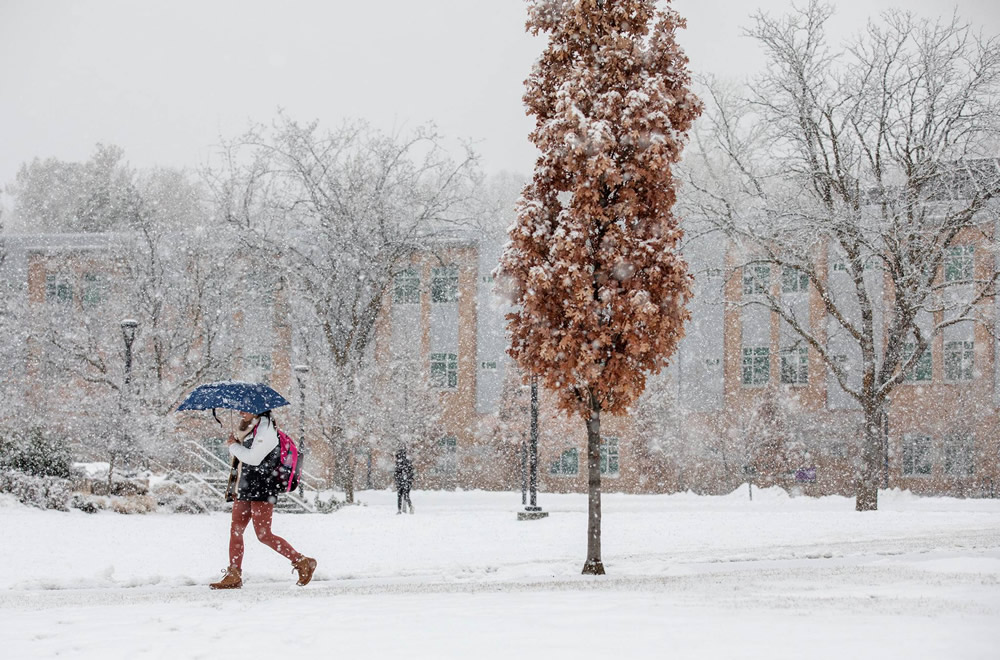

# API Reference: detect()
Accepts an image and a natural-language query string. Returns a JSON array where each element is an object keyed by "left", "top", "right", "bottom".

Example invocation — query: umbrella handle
[{"left": 212, "top": 408, "right": 222, "bottom": 426}]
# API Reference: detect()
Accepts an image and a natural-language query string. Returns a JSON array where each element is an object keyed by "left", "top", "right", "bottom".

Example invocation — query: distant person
[
  {"left": 394, "top": 446, "right": 415, "bottom": 514},
  {"left": 210, "top": 409, "right": 317, "bottom": 589}
]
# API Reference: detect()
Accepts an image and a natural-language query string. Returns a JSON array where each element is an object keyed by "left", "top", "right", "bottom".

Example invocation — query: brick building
[{"left": 3, "top": 222, "right": 998, "bottom": 498}]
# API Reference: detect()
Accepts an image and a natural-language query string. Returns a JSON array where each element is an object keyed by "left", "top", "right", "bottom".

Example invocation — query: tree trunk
[
  {"left": 582, "top": 403, "right": 605, "bottom": 575},
  {"left": 343, "top": 440, "right": 355, "bottom": 504},
  {"left": 343, "top": 379, "right": 356, "bottom": 504},
  {"left": 855, "top": 401, "right": 884, "bottom": 511},
  {"left": 107, "top": 455, "right": 116, "bottom": 495}
]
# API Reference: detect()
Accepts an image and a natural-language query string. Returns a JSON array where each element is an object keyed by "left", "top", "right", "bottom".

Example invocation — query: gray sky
[{"left": 1, "top": 0, "right": 998, "bottom": 198}]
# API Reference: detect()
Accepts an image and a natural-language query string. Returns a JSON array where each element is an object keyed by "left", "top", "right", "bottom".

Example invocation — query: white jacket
[{"left": 228, "top": 416, "right": 279, "bottom": 466}]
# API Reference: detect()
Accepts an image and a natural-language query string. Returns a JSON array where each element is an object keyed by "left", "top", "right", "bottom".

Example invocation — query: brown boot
[
  {"left": 291, "top": 556, "right": 317, "bottom": 586},
  {"left": 209, "top": 566, "right": 242, "bottom": 590}
]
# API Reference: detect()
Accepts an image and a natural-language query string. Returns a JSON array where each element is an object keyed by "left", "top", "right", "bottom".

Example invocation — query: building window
[
  {"left": 479, "top": 360, "right": 497, "bottom": 371},
  {"left": 245, "top": 271, "right": 276, "bottom": 306},
  {"left": 81, "top": 272, "right": 108, "bottom": 308},
  {"left": 944, "top": 341, "right": 974, "bottom": 381},
  {"left": 394, "top": 268, "right": 420, "bottom": 304},
  {"left": 780, "top": 347, "right": 808, "bottom": 385},
  {"left": 902, "top": 342, "right": 933, "bottom": 382},
  {"left": 742, "top": 347, "right": 770, "bottom": 386},
  {"left": 435, "top": 436, "right": 457, "bottom": 476},
  {"left": 600, "top": 437, "right": 620, "bottom": 476},
  {"left": 781, "top": 266, "right": 809, "bottom": 294},
  {"left": 430, "top": 353, "right": 458, "bottom": 389},
  {"left": 45, "top": 274, "right": 73, "bottom": 304},
  {"left": 902, "top": 435, "right": 932, "bottom": 476},
  {"left": 742, "top": 264, "right": 770, "bottom": 296},
  {"left": 944, "top": 245, "right": 974, "bottom": 282},
  {"left": 431, "top": 265, "right": 459, "bottom": 303},
  {"left": 831, "top": 260, "right": 847, "bottom": 273},
  {"left": 943, "top": 436, "right": 974, "bottom": 477},
  {"left": 550, "top": 448, "right": 579, "bottom": 476},
  {"left": 245, "top": 354, "right": 272, "bottom": 382}
]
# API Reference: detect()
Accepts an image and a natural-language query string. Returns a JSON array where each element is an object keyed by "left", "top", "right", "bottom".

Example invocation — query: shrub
[
  {"left": 70, "top": 494, "right": 107, "bottom": 514},
  {"left": 0, "top": 469, "right": 71, "bottom": 510},
  {"left": 111, "top": 495, "right": 158, "bottom": 515},
  {"left": 90, "top": 476, "right": 149, "bottom": 497},
  {"left": 151, "top": 476, "right": 227, "bottom": 514},
  {"left": 0, "top": 427, "right": 73, "bottom": 479}
]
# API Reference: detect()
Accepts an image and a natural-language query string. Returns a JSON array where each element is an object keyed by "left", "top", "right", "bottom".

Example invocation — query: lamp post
[
  {"left": 520, "top": 434, "right": 528, "bottom": 506},
  {"left": 114, "top": 319, "right": 138, "bottom": 492},
  {"left": 518, "top": 373, "right": 548, "bottom": 520},
  {"left": 120, "top": 320, "right": 138, "bottom": 386},
  {"left": 293, "top": 365, "right": 309, "bottom": 456}
]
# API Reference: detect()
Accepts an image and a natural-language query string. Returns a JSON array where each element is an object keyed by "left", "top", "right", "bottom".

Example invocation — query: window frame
[
  {"left": 781, "top": 266, "right": 809, "bottom": 294},
  {"left": 81, "top": 272, "right": 108, "bottom": 308},
  {"left": 901, "top": 342, "right": 933, "bottom": 383},
  {"left": 742, "top": 346, "right": 770, "bottom": 386},
  {"left": 742, "top": 264, "right": 770, "bottom": 296},
  {"left": 944, "top": 245, "right": 974, "bottom": 283},
  {"left": 245, "top": 270, "right": 276, "bottom": 306},
  {"left": 600, "top": 437, "right": 620, "bottom": 477},
  {"left": 431, "top": 265, "right": 459, "bottom": 303},
  {"left": 942, "top": 435, "right": 974, "bottom": 477},
  {"left": 902, "top": 435, "right": 933, "bottom": 476},
  {"left": 45, "top": 273, "right": 74, "bottom": 305},
  {"left": 394, "top": 268, "right": 421, "bottom": 305},
  {"left": 780, "top": 346, "right": 809, "bottom": 385},
  {"left": 244, "top": 353, "right": 273, "bottom": 382},
  {"left": 549, "top": 448, "right": 579, "bottom": 476},
  {"left": 943, "top": 340, "right": 974, "bottom": 382},
  {"left": 430, "top": 352, "right": 458, "bottom": 389}
]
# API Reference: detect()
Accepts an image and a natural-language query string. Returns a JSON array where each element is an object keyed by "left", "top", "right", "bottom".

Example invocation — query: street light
[
  {"left": 518, "top": 373, "right": 548, "bottom": 521},
  {"left": 293, "top": 365, "right": 309, "bottom": 456},
  {"left": 120, "top": 319, "right": 138, "bottom": 385},
  {"left": 113, "top": 319, "right": 138, "bottom": 492}
]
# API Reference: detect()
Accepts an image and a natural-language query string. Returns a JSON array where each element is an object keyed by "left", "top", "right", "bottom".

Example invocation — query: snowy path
[{"left": 2, "top": 488, "right": 999, "bottom": 659}]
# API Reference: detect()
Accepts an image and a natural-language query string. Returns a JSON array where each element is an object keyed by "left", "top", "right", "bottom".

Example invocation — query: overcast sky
[{"left": 1, "top": 0, "right": 998, "bottom": 201}]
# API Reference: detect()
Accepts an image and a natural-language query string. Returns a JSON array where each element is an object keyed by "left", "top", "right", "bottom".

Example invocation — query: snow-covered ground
[{"left": 2, "top": 487, "right": 999, "bottom": 659}]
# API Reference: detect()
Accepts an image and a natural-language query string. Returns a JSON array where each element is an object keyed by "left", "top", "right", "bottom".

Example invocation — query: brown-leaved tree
[{"left": 499, "top": 0, "right": 701, "bottom": 574}]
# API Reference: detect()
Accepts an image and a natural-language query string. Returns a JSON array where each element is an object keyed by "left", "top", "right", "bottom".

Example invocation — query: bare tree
[
  {"left": 683, "top": 1, "right": 1000, "bottom": 510},
  {"left": 0, "top": 210, "right": 20, "bottom": 430},
  {"left": 209, "top": 115, "right": 479, "bottom": 502},
  {"left": 500, "top": 0, "right": 700, "bottom": 574},
  {"left": 20, "top": 166, "right": 235, "bottom": 475}
]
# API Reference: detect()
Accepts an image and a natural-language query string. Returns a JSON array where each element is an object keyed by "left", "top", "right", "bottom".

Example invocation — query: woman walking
[{"left": 210, "top": 409, "right": 317, "bottom": 589}]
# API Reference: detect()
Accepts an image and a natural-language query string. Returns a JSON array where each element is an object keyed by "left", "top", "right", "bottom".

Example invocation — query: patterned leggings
[{"left": 228, "top": 500, "right": 300, "bottom": 569}]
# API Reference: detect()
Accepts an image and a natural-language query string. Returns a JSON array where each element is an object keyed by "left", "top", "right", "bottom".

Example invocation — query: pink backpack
[{"left": 275, "top": 427, "right": 301, "bottom": 492}]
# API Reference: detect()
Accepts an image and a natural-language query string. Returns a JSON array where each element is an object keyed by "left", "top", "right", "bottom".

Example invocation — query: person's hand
[{"left": 226, "top": 433, "right": 240, "bottom": 446}]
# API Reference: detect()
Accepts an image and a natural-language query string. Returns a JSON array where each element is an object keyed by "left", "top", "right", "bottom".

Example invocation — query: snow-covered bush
[
  {"left": 111, "top": 495, "right": 158, "bottom": 515},
  {"left": 150, "top": 475, "right": 227, "bottom": 514},
  {"left": 0, "top": 469, "right": 71, "bottom": 510},
  {"left": 69, "top": 494, "right": 107, "bottom": 514},
  {"left": 314, "top": 493, "right": 347, "bottom": 514},
  {"left": 89, "top": 476, "right": 149, "bottom": 497},
  {"left": 72, "top": 464, "right": 150, "bottom": 497},
  {"left": 0, "top": 427, "right": 72, "bottom": 479}
]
